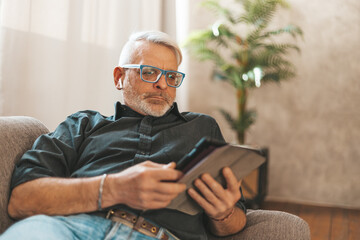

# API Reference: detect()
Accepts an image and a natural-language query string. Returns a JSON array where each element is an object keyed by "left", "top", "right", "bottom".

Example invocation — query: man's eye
[
  {"left": 143, "top": 69, "right": 156, "bottom": 75},
  {"left": 167, "top": 73, "right": 175, "bottom": 79}
]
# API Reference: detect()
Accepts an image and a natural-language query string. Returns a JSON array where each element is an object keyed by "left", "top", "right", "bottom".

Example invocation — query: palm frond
[
  {"left": 261, "top": 66, "right": 296, "bottom": 82},
  {"left": 239, "top": 0, "right": 279, "bottom": 27},
  {"left": 238, "top": 109, "right": 257, "bottom": 131},
  {"left": 219, "top": 107, "right": 257, "bottom": 132},
  {"left": 264, "top": 43, "right": 301, "bottom": 54},
  {"left": 261, "top": 24, "right": 303, "bottom": 39},
  {"left": 219, "top": 109, "right": 237, "bottom": 130},
  {"left": 246, "top": 24, "right": 267, "bottom": 43},
  {"left": 215, "top": 64, "right": 245, "bottom": 88},
  {"left": 212, "top": 24, "right": 237, "bottom": 48},
  {"left": 182, "top": 29, "right": 214, "bottom": 47},
  {"left": 201, "top": 0, "right": 236, "bottom": 23},
  {"left": 251, "top": 50, "right": 293, "bottom": 67}
]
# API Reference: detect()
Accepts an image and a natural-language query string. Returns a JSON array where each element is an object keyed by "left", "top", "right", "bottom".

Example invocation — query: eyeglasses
[{"left": 121, "top": 64, "right": 185, "bottom": 88}]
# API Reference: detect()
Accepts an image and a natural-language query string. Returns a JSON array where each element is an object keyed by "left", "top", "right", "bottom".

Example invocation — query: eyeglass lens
[{"left": 141, "top": 66, "right": 182, "bottom": 87}]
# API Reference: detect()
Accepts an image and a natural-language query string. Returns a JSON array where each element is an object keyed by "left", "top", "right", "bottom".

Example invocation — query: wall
[
  {"left": 186, "top": 0, "right": 360, "bottom": 208},
  {"left": 0, "top": 0, "right": 169, "bottom": 131}
]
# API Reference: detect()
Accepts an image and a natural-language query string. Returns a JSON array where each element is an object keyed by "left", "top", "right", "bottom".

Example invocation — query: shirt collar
[{"left": 114, "top": 101, "right": 188, "bottom": 122}]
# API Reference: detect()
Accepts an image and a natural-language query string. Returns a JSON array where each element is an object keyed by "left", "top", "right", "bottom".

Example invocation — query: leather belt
[{"left": 93, "top": 209, "right": 178, "bottom": 240}]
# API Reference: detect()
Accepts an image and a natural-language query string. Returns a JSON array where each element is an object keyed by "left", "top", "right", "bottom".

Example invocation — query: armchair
[
  {"left": 0, "top": 116, "right": 310, "bottom": 239},
  {"left": 0, "top": 116, "right": 49, "bottom": 232}
]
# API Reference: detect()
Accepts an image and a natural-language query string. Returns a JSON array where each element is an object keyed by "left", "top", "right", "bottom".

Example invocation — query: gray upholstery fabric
[
  {"left": 0, "top": 116, "right": 49, "bottom": 233},
  {"left": 0, "top": 116, "right": 310, "bottom": 239},
  {"left": 208, "top": 210, "right": 310, "bottom": 240}
]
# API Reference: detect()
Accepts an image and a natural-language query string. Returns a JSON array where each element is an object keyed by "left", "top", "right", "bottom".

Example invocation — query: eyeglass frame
[{"left": 121, "top": 64, "right": 185, "bottom": 88}]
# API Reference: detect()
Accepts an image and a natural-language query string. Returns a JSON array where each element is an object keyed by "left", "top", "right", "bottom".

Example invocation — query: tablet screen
[{"left": 176, "top": 137, "right": 227, "bottom": 174}]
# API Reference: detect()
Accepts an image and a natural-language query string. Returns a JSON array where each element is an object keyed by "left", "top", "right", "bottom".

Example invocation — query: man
[{"left": 2, "top": 31, "right": 246, "bottom": 240}]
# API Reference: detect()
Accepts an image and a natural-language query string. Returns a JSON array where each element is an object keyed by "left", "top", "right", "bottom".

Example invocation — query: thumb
[{"left": 163, "top": 162, "right": 176, "bottom": 169}]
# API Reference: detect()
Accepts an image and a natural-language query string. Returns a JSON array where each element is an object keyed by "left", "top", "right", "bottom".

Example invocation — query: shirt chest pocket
[{"left": 160, "top": 127, "right": 204, "bottom": 164}]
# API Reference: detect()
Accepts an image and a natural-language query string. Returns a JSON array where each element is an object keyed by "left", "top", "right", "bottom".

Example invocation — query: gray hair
[{"left": 118, "top": 31, "right": 182, "bottom": 66}]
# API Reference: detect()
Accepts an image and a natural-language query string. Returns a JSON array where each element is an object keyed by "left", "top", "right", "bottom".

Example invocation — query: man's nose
[{"left": 154, "top": 74, "right": 167, "bottom": 90}]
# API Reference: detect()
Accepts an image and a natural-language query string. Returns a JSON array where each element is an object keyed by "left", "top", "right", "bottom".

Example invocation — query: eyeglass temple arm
[{"left": 120, "top": 64, "right": 140, "bottom": 68}]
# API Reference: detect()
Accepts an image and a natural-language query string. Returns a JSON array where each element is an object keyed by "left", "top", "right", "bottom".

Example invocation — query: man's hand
[
  {"left": 187, "top": 167, "right": 242, "bottom": 220},
  {"left": 103, "top": 161, "right": 186, "bottom": 210},
  {"left": 187, "top": 167, "right": 246, "bottom": 236}
]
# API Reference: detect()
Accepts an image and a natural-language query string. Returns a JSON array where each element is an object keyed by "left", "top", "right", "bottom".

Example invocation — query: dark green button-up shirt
[{"left": 11, "top": 102, "right": 245, "bottom": 239}]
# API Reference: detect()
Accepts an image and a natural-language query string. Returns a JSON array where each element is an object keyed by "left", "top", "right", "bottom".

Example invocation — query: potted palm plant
[{"left": 184, "top": 0, "right": 303, "bottom": 144}]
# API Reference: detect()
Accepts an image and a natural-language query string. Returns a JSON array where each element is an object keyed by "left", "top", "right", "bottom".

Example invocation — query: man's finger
[
  {"left": 152, "top": 168, "right": 183, "bottom": 181},
  {"left": 138, "top": 161, "right": 182, "bottom": 181},
  {"left": 141, "top": 160, "right": 170, "bottom": 168},
  {"left": 155, "top": 182, "right": 187, "bottom": 194},
  {"left": 163, "top": 162, "right": 176, "bottom": 169},
  {"left": 193, "top": 178, "right": 221, "bottom": 206},
  {"left": 188, "top": 188, "right": 215, "bottom": 214},
  {"left": 222, "top": 167, "right": 239, "bottom": 192},
  {"left": 200, "top": 173, "right": 226, "bottom": 200}
]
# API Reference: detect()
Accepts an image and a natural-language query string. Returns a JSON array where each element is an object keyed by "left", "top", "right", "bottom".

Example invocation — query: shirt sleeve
[
  {"left": 10, "top": 112, "right": 93, "bottom": 190},
  {"left": 237, "top": 187, "right": 247, "bottom": 213},
  {"left": 209, "top": 117, "right": 225, "bottom": 142}
]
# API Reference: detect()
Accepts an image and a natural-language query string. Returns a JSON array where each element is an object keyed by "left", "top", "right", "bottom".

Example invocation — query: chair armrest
[
  {"left": 0, "top": 116, "right": 49, "bottom": 233},
  {"left": 207, "top": 209, "right": 310, "bottom": 240}
]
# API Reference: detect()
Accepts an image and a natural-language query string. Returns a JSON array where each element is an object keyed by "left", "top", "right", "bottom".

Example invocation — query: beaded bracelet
[
  {"left": 210, "top": 207, "right": 235, "bottom": 222},
  {"left": 98, "top": 174, "right": 107, "bottom": 211}
]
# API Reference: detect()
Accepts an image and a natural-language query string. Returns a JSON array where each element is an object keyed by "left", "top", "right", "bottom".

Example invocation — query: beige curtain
[{"left": 0, "top": 0, "right": 180, "bottom": 130}]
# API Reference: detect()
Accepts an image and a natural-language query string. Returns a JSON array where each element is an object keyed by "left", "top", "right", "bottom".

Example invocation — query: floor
[{"left": 261, "top": 201, "right": 360, "bottom": 240}]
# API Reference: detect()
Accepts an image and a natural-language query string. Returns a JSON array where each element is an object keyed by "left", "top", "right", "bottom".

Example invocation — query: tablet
[{"left": 176, "top": 137, "right": 227, "bottom": 174}]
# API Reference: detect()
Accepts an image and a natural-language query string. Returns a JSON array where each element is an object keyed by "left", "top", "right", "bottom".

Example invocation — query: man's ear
[{"left": 114, "top": 67, "right": 124, "bottom": 90}]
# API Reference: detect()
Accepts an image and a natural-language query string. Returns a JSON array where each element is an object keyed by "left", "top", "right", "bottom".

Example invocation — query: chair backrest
[{"left": 0, "top": 116, "right": 49, "bottom": 233}]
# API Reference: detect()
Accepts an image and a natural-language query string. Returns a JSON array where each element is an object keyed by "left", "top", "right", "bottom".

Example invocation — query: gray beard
[{"left": 123, "top": 86, "right": 174, "bottom": 117}]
